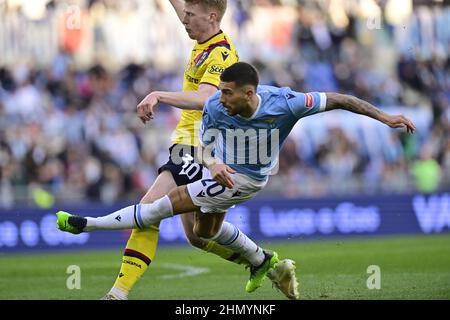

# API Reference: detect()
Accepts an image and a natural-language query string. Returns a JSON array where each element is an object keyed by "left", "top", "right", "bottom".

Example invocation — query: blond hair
[{"left": 185, "top": 0, "right": 227, "bottom": 22}]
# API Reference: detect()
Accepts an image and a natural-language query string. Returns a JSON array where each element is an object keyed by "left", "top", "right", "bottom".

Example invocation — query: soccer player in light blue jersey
[{"left": 56, "top": 62, "right": 416, "bottom": 299}]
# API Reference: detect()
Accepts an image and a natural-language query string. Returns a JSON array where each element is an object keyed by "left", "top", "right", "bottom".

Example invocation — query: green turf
[{"left": 0, "top": 234, "right": 449, "bottom": 300}]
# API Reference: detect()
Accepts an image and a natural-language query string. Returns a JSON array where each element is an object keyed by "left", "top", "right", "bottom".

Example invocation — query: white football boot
[{"left": 267, "top": 259, "right": 300, "bottom": 300}]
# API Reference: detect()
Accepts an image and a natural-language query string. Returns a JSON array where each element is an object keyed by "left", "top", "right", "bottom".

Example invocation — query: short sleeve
[{"left": 285, "top": 89, "right": 327, "bottom": 119}]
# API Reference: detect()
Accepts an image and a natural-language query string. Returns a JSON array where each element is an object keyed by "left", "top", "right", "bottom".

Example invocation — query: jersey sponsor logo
[
  {"left": 305, "top": 93, "right": 314, "bottom": 108},
  {"left": 194, "top": 51, "right": 209, "bottom": 68},
  {"left": 208, "top": 65, "right": 225, "bottom": 75},
  {"left": 186, "top": 74, "right": 200, "bottom": 84}
]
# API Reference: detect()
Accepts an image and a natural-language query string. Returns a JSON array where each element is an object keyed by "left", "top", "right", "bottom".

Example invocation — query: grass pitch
[{"left": 0, "top": 234, "right": 449, "bottom": 300}]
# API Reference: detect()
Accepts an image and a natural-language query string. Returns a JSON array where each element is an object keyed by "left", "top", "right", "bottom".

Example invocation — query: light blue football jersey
[{"left": 199, "top": 85, "right": 327, "bottom": 181}]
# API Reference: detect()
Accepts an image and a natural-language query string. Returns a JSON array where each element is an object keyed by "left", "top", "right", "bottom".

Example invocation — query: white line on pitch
[{"left": 158, "top": 263, "right": 210, "bottom": 280}]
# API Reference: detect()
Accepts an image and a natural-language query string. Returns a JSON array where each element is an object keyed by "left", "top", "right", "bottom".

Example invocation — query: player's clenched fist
[{"left": 137, "top": 92, "right": 159, "bottom": 124}]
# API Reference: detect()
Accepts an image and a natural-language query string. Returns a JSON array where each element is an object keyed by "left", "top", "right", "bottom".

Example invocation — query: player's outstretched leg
[
  {"left": 56, "top": 211, "right": 87, "bottom": 234},
  {"left": 245, "top": 250, "right": 279, "bottom": 293},
  {"left": 55, "top": 196, "right": 173, "bottom": 233},
  {"left": 267, "top": 259, "right": 300, "bottom": 300}
]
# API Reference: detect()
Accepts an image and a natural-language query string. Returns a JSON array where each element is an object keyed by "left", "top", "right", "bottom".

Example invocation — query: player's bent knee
[
  {"left": 185, "top": 231, "right": 208, "bottom": 249},
  {"left": 193, "top": 224, "right": 218, "bottom": 240}
]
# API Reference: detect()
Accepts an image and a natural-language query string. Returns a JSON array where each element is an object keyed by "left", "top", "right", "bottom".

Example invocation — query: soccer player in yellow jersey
[{"left": 102, "top": 0, "right": 298, "bottom": 300}]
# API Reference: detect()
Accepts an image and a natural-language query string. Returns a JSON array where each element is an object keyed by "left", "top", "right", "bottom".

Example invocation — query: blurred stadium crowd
[{"left": 0, "top": 0, "right": 449, "bottom": 207}]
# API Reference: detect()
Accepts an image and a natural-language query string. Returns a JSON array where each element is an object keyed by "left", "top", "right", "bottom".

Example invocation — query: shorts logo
[
  {"left": 305, "top": 93, "right": 314, "bottom": 108},
  {"left": 196, "top": 190, "right": 206, "bottom": 198},
  {"left": 232, "top": 190, "right": 242, "bottom": 197},
  {"left": 208, "top": 65, "right": 225, "bottom": 75}
]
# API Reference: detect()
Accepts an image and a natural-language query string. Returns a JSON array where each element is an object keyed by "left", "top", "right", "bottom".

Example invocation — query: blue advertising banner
[{"left": 1, "top": 193, "right": 449, "bottom": 252}]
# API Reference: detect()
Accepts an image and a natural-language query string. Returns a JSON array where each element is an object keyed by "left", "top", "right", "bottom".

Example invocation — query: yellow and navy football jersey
[{"left": 172, "top": 31, "right": 239, "bottom": 146}]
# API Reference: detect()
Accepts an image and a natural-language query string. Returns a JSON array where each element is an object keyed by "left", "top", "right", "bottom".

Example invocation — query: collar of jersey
[
  {"left": 197, "top": 30, "right": 224, "bottom": 46},
  {"left": 237, "top": 94, "right": 262, "bottom": 121}
]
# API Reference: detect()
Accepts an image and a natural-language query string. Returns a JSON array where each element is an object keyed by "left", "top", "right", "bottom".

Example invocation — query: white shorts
[{"left": 187, "top": 169, "right": 268, "bottom": 214}]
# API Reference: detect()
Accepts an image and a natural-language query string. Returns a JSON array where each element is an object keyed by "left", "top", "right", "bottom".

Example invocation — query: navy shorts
[{"left": 158, "top": 144, "right": 204, "bottom": 186}]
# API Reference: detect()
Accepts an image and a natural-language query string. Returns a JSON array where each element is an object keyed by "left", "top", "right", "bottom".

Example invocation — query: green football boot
[
  {"left": 56, "top": 211, "right": 87, "bottom": 234},
  {"left": 245, "top": 250, "right": 279, "bottom": 293}
]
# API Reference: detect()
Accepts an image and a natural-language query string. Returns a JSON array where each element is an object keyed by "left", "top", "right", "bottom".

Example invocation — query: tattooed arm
[{"left": 325, "top": 93, "right": 416, "bottom": 133}]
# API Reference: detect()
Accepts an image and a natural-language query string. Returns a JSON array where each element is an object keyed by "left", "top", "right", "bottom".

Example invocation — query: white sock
[
  {"left": 208, "top": 222, "right": 265, "bottom": 266},
  {"left": 85, "top": 196, "right": 173, "bottom": 231},
  {"left": 141, "top": 195, "right": 173, "bottom": 226},
  {"left": 109, "top": 286, "right": 127, "bottom": 300}
]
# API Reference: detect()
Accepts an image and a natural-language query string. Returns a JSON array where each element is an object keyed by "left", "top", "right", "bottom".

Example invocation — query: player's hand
[
  {"left": 210, "top": 164, "right": 236, "bottom": 189},
  {"left": 137, "top": 92, "right": 159, "bottom": 124},
  {"left": 385, "top": 114, "right": 416, "bottom": 134}
]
